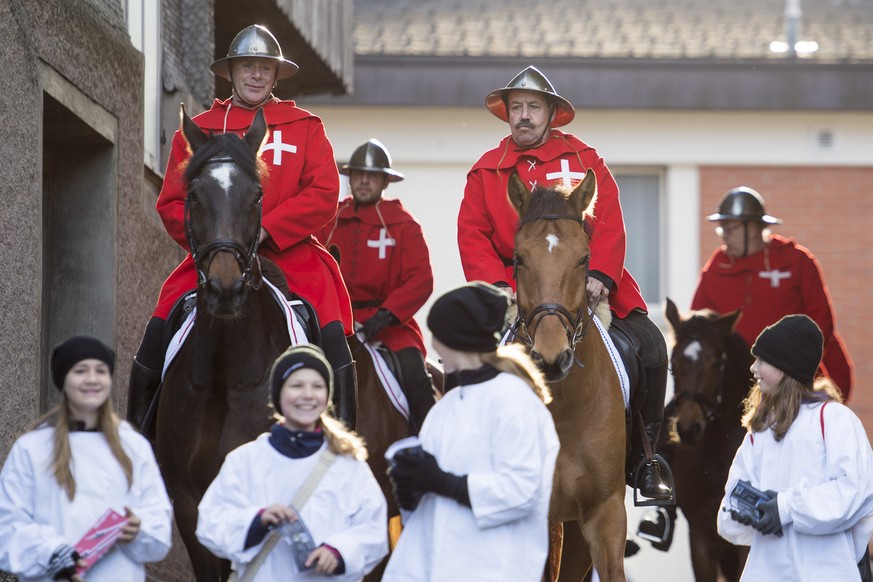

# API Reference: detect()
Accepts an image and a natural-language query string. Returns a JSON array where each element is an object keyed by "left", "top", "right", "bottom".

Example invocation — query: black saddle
[
  {"left": 163, "top": 283, "right": 322, "bottom": 353},
  {"left": 366, "top": 342, "right": 406, "bottom": 388},
  {"left": 607, "top": 317, "right": 647, "bottom": 416}
]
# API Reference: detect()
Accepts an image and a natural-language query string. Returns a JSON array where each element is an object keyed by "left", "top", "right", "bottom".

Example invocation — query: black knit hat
[
  {"left": 427, "top": 282, "right": 510, "bottom": 352},
  {"left": 269, "top": 344, "right": 333, "bottom": 411},
  {"left": 50, "top": 335, "right": 116, "bottom": 390},
  {"left": 752, "top": 315, "right": 823, "bottom": 386}
]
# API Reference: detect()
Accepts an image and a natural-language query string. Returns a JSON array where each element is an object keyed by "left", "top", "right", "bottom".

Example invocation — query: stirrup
[
  {"left": 637, "top": 507, "right": 674, "bottom": 552},
  {"left": 632, "top": 453, "right": 676, "bottom": 507}
]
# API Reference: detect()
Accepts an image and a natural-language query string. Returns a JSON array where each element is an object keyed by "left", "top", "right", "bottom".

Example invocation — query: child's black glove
[
  {"left": 752, "top": 492, "right": 783, "bottom": 536},
  {"left": 46, "top": 544, "right": 80, "bottom": 580},
  {"left": 389, "top": 450, "right": 470, "bottom": 508}
]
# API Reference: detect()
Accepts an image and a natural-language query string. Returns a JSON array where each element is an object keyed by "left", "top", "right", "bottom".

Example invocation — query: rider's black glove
[
  {"left": 359, "top": 309, "right": 397, "bottom": 342},
  {"left": 752, "top": 492, "right": 783, "bottom": 536}
]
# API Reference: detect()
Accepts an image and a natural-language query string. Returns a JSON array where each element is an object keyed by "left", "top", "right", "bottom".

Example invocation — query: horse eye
[
  {"left": 514, "top": 256, "right": 524, "bottom": 266},
  {"left": 578, "top": 256, "right": 589, "bottom": 267}
]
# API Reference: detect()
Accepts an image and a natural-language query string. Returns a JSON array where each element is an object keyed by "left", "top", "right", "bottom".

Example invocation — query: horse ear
[
  {"left": 664, "top": 297, "right": 682, "bottom": 332},
  {"left": 244, "top": 108, "right": 268, "bottom": 153},
  {"left": 507, "top": 172, "right": 531, "bottom": 216},
  {"left": 181, "top": 103, "right": 208, "bottom": 152},
  {"left": 569, "top": 169, "right": 597, "bottom": 216},
  {"left": 716, "top": 308, "right": 742, "bottom": 335}
]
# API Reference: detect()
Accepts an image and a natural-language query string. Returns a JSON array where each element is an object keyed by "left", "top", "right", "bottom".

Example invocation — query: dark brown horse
[
  {"left": 508, "top": 170, "right": 627, "bottom": 581},
  {"left": 664, "top": 298, "right": 751, "bottom": 581},
  {"left": 155, "top": 108, "right": 294, "bottom": 581}
]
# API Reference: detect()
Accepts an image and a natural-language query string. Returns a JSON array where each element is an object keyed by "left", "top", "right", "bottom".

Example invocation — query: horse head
[
  {"left": 508, "top": 169, "right": 596, "bottom": 382},
  {"left": 181, "top": 104, "right": 267, "bottom": 318},
  {"left": 665, "top": 298, "right": 742, "bottom": 444}
]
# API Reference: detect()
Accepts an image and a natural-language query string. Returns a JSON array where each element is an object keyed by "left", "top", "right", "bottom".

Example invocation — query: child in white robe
[
  {"left": 383, "top": 282, "right": 560, "bottom": 582},
  {"left": 196, "top": 343, "right": 388, "bottom": 581},
  {"left": 0, "top": 335, "right": 173, "bottom": 581},
  {"left": 718, "top": 315, "right": 873, "bottom": 581}
]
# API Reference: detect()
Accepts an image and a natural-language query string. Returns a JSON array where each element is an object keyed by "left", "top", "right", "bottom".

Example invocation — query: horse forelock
[
  {"left": 517, "top": 187, "right": 592, "bottom": 237},
  {"left": 183, "top": 133, "right": 261, "bottom": 184}
]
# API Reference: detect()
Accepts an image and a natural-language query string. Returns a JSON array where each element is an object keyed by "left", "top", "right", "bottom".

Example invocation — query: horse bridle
[
  {"left": 508, "top": 213, "right": 592, "bottom": 367},
  {"left": 668, "top": 341, "right": 727, "bottom": 423},
  {"left": 184, "top": 155, "right": 263, "bottom": 289}
]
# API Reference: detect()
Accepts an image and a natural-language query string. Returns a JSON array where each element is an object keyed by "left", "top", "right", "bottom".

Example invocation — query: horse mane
[
  {"left": 183, "top": 132, "right": 262, "bottom": 183},
  {"left": 517, "top": 186, "right": 592, "bottom": 236}
]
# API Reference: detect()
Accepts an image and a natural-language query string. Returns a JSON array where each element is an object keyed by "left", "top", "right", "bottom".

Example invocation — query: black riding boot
[
  {"left": 127, "top": 317, "right": 166, "bottom": 440},
  {"left": 396, "top": 348, "right": 436, "bottom": 435},
  {"left": 332, "top": 361, "right": 358, "bottom": 430},
  {"left": 630, "top": 359, "right": 675, "bottom": 504}
]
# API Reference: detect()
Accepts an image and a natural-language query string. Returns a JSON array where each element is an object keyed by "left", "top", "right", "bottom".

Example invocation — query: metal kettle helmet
[
  {"left": 210, "top": 24, "right": 299, "bottom": 82},
  {"left": 340, "top": 139, "right": 404, "bottom": 182},
  {"left": 485, "top": 66, "right": 575, "bottom": 128},
  {"left": 707, "top": 187, "right": 782, "bottom": 224}
]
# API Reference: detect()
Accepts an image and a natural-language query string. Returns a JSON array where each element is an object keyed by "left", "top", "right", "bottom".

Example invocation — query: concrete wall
[{"left": 0, "top": 0, "right": 180, "bottom": 455}]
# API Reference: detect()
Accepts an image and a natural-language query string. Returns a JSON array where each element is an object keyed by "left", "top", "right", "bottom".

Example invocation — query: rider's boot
[
  {"left": 332, "top": 361, "right": 358, "bottom": 430},
  {"left": 630, "top": 358, "right": 675, "bottom": 504},
  {"left": 127, "top": 317, "right": 166, "bottom": 440},
  {"left": 396, "top": 348, "right": 436, "bottom": 435}
]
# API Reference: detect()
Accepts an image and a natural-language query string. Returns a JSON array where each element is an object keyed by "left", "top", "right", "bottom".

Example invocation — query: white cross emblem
[
  {"left": 368, "top": 228, "right": 396, "bottom": 259},
  {"left": 261, "top": 130, "right": 298, "bottom": 165},
  {"left": 546, "top": 159, "right": 586, "bottom": 189},
  {"left": 527, "top": 159, "right": 537, "bottom": 171},
  {"left": 529, "top": 180, "right": 538, "bottom": 190},
  {"left": 759, "top": 269, "right": 791, "bottom": 287}
]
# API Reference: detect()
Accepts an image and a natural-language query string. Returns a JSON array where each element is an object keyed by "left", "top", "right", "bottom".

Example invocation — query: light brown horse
[
  {"left": 508, "top": 170, "right": 627, "bottom": 581},
  {"left": 664, "top": 298, "right": 750, "bottom": 581}
]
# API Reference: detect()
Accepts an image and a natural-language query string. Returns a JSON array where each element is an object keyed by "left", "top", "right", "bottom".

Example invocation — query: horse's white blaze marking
[
  {"left": 683, "top": 340, "right": 702, "bottom": 362},
  {"left": 546, "top": 233, "right": 559, "bottom": 253},
  {"left": 209, "top": 164, "right": 236, "bottom": 196}
]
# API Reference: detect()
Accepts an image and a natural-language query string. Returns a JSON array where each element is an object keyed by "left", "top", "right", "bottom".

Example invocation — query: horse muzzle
[{"left": 530, "top": 346, "right": 575, "bottom": 382}]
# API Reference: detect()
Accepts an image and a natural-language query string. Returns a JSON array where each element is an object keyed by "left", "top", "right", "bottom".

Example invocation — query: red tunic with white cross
[
  {"left": 152, "top": 98, "right": 352, "bottom": 332},
  {"left": 692, "top": 234, "right": 853, "bottom": 397},
  {"left": 318, "top": 198, "right": 434, "bottom": 354},
  {"left": 458, "top": 129, "right": 646, "bottom": 318}
]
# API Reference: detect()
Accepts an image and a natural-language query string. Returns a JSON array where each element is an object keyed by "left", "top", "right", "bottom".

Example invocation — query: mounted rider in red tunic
[
  {"left": 693, "top": 187, "right": 854, "bottom": 397},
  {"left": 127, "top": 25, "right": 356, "bottom": 433},
  {"left": 458, "top": 66, "right": 675, "bottom": 504},
  {"left": 318, "top": 139, "right": 436, "bottom": 433}
]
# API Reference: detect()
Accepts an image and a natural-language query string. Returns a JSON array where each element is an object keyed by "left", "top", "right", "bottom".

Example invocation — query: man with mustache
[{"left": 458, "top": 66, "right": 674, "bottom": 507}]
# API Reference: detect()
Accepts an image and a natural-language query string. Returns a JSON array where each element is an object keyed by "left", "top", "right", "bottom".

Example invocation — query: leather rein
[{"left": 184, "top": 155, "right": 263, "bottom": 289}]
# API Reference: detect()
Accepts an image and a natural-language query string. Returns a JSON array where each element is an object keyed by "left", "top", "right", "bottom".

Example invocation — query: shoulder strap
[
  {"left": 820, "top": 401, "right": 829, "bottom": 441},
  {"left": 237, "top": 447, "right": 338, "bottom": 582}
]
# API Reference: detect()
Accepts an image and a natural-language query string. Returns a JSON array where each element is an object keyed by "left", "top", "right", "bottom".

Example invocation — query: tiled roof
[{"left": 354, "top": 0, "right": 873, "bottom": 62}]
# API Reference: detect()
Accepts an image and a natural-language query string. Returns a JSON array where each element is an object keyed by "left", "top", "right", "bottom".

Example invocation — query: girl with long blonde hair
[{"left": 0, "top": 335, "right": 172, "bottom": 581}]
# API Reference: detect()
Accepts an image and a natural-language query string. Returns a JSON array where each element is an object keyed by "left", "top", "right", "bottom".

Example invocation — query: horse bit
[
  {"left": 507, "top": 213, "right": 592, "bottom": 368},
  {"left": 184, "top": 155, "right": 264, "bottom": 289},
  {"left": 668, "top": 342, "right": 726, "bottom": 423}
]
